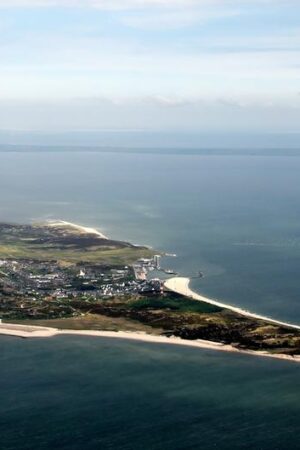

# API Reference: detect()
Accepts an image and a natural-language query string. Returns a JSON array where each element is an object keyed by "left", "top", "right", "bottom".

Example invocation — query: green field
[
  {"left": 0, "top": 222, "right": 154, "bottom": 264},
  {"left": 129, "top": 295, "right": 220, "bottom": 314},
  {"left": 0, "top": 242, "right": 153, "bottom": 264}
]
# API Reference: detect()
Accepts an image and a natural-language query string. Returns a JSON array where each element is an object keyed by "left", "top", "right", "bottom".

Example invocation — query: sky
[{"left": 0, "top": 0, "right": 299, "bottom": 136}]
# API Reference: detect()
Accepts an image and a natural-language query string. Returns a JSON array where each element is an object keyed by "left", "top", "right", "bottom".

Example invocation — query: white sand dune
[
  {"left": 46, "top": 220, "right": 108, "bottom": 239},
  {"left": 164, "top": 277, "right": 300, "bottom": 330}
]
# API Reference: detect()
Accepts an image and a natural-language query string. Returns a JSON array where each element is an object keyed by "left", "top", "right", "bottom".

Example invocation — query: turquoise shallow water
[
  {"left": 1, "top": 150, "right": 300, "bottom": 448},
  {"left": 1, "top": 335, "right": 300, "bottom": 450}
]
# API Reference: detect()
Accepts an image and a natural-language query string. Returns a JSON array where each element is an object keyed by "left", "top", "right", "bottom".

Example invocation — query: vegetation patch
[{"left": 128, "top": 295, "right": 221, "bottom": 314}]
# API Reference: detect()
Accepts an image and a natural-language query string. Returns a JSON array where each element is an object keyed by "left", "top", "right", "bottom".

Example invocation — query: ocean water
[
  {"left": 1, "top": 149, "right": 300, "bottom": 449},
  {"left": 1, "top": 151, "right": 300, "bottom": 322},
  {"left": 1, "top": 335, "right": 300, "bottom": 450}
]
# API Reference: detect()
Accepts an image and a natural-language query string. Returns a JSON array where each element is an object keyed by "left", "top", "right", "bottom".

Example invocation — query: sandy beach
[
  {"left": 47, "top": 220, "right": 108, "bottom": 239},
  {"left": 164, "top": 277, "right": 300, "bottom": 331},
  {"left": 1, "top": 322, "right": 299, "bottom": 364}
]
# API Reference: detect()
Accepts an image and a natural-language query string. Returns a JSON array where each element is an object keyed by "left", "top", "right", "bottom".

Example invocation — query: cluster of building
[
  {"left": 133, "top": 255, "right": 161, "bottom": 280},
  {"left": 0, "top": 257, "right": 164, "bottom": 304}
]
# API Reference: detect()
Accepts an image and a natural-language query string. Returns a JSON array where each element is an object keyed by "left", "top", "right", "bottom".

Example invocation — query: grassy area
[
  {"left": 0, "top": 222, "right": 154, "bottom": 264},
  {"left": 10, "top": 314, "right": 163, "bottom": 334},
  {"left": 0, "top": 242, "right": 154, "bottom": 265},
  {"left": 129, "top": 295, "right": 221, "bottom": 314},
  {"left": 4, "top": 295, "right": 300, "bottom": 355}
]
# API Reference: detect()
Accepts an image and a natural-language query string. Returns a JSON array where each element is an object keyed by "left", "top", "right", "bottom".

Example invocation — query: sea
[{"left": 1, "top": 149, "right": 300, "bottom": 449}]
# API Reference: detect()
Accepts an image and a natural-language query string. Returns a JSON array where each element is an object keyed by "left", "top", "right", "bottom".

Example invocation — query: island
[{"left": 1, "top": 220, "right": 300, "bottom": 362}]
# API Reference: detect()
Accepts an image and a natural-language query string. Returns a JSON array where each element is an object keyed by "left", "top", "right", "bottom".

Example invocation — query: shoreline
[
  {"left": 46, "top": 219, "right": 108, "bottom": 240},
  {"left": 2, "top": 220, "right": 300, "bottom": 363},
  {"left": 164, "top": 277, "right": 300, "bottom": 331},
  {"left": 0, "top": 323, "right": 299, "bottom": 364}
]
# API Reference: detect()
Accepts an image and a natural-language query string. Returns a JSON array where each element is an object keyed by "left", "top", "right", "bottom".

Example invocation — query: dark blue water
[
  {"left": 1, "top": 150, "right": 300, "bottom": 449},
  {"left": 1, "top": 335, "right": 300, "bottom": 450}
]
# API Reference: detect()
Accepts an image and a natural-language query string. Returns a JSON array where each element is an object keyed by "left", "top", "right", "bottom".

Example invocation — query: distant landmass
[
  {"left": 1, "top": 143, "right": 300, "bottom": 157},
  {"left": 0, "top": 130, "right": 300, "bottom": 150}
]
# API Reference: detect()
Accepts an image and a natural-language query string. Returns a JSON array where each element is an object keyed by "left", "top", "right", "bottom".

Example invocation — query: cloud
[
  {"left": 0, "top": 0, "right": 206, "bottom": 8},
  {"left": 0, "top": 96, "right": 299, "bottom": 134},
  {"left": 194, "top": 29, "right": 300, "bottom": 52},
  {"left": 1, "top": 29, "right": 299, "bottom": 102},
  {"left": 148, "top": 96, "right": 200, "bottom": 107},
  {"left": 120, "top": 8, "right": 239, "bottom": 30},
  {"left": 0, "top": 0, "right": 278, "bottom": 9},
  {"left": 0, "top": 0, "right": 299, "bottom": 134}
]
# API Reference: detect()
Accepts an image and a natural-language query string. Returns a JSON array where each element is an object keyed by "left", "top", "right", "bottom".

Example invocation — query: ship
[{"left": 164, "top": 269, "right": 178, "bottom": 275}]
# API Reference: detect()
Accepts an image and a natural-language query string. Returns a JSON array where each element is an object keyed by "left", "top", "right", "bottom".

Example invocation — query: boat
[{"left": 164, "top": 269, "right": 178, "bottom": 275}]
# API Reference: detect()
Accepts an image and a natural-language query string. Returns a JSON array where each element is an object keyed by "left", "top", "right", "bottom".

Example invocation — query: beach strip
[
  {"left": 164, "top": 277, "right": 300, "bottom": 331},
  {"left": 1, "top": 322, "right": 299, "bottom": 364},
  {"left": 47, "top": 220, "right": 108, "bottom": 239}
]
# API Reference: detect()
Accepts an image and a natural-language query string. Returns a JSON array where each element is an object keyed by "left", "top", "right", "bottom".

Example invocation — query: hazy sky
[{"left": 0, "top": 0, "right": 299, "bottom": 133}]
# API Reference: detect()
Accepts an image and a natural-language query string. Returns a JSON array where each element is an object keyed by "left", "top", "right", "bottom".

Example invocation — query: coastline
[
  {"left": 164, "top": 277, "right": 300, "bottom": 331},
  {"left": 1, "top": 219, "right": 300, "bottom": 363},
  {"left": 0, "top": 322, "right": 300, "bottom": 364},
  {"left": 47, "top": 220, "right": 108, "bottom": 239}
]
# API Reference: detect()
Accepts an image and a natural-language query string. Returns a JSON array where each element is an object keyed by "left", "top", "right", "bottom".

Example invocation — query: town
[{"left": 0, "top": 255, "right": 165, "bottom": 320}]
